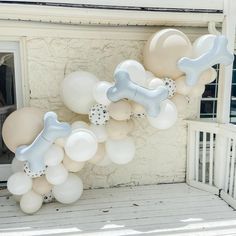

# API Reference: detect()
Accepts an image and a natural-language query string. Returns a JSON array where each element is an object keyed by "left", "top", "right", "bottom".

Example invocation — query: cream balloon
[
  {"left": 108, "top": 100, "right": 132, "bottom": 121},
  {"left": 32, "top": 176, "right": 52, "bottom": 195},
  {"left": 89, "top": 143, "right": 106, "bottom": 165},
  {"left": 45, "top": 163, "right": 68, "bottom": 185},
  {"left": 71, "top": 121, "right": 89, "bottom": 130},
  {"left": 147, "top": 99, "right": 178, "bottom": 130},
  {"left": 175, "top": 76, "right": 192, "bottom": 96},
  {"left": 65, "top": 129, "right": 98, "bottom": 162},
  {"left": 105, "top": 137, "right": 135, "bottom": 165},
  {"left": 89, "top": 124, "right": 108, "bottom": 143},
  {"left": 13, "top": 194, "right": 22, "bottom": 203},
  {"left": 190, "top": 84, "right": 205, "bottom": 98},
  {"left": 54, "top": 137, "right": 66, "bottom": 148},
  {"left": 44, "top": 144, "right": 64, "bottom": 166},
  {"left": 148, "top": 78, "right": 165, "bottom": 89},
  {"left": 144, "top": 29, "right": 192, "bottom": 79},
  {"left": 20, "top": 190, "right": 43, "bottom": 214},
  {"left": 171, "top": 94, "right": 188, "bottom": 113},
  {"left": 2, "top": 107, "right": 44, "bottom": 152},
  {"left": 93, "top": 81, "right": 113, "bottom": 106},
  {"left": 63, "top": 155, "right": 85, "bottom": 172},
  {"left": 96, "top": 154, "right": 112, "bottom": 167},
  {"left": 115, "top": 60, "right": 146, "bottom": 86},
  {"left": 145, "top": 70, "right": 156, "bottom": 86},
  {"left": 7, "top": 172, "right": 32, "bottom": 195},
  {"left": 11, "top": 158, "right": 24, "bottom": 173},
  {"left": 198, "top": 68, "right": 217, "bottom": 85},
  {"left": 60, "top": 71, "right": 98, "bottom": 114},
  {"left": 52, "top": 173, "right": 83, "bottom": 204},
  {"left": 106, "top": 119, "right": 132, "bottom": 139}
]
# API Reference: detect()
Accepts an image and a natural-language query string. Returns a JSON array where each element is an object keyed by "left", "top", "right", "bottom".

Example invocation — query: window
[{"left": 200, "top": 55, "right": 236, "bottom": 123}]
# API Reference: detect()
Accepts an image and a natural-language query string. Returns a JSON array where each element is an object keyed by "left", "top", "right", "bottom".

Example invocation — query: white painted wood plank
[
  {"left": 202, "top": 132, "right": 207, "bottom": 183},
  {"left": 195, "top": 131, "right": 200, "bottom": 182},
  {"left": 224, "top": 138, "right": 231, "bottom": 192},
  {"left": 229, "top": 140, "right": 236, "bottom": 196},
  {"left": 209, "top": 132, "right": 214, "bottom": 185}
]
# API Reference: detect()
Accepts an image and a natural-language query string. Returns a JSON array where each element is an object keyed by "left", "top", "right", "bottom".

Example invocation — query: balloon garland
[{"left": 2, "top": 29, "right": 233, "bottom": 214}]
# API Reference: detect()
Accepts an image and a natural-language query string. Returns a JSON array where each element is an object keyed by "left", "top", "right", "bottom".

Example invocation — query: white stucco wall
[{"left": 24, "top": 26, "right": 207, "bottom": 189}]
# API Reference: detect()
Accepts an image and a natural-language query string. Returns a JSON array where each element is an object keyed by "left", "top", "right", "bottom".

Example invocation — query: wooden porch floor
[{"left": 1, "top": 183, "right": 236, "bottom": 236}]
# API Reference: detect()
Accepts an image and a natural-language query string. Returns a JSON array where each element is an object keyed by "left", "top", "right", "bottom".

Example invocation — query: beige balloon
[
  {"left": 89, "top": 143, "right": 106, "bottom": 164},
  {"left": 63, "top": 155, "right": 85, "bottom": 172},
  {"left": 108, "top": 100, "right": 132, "bottom": 121},
  {"left": 2, "top": 107, "right": 44, "bottom": 152},
  {"left": 175, "top": 76, "right": 192, "bottom": 96},
  {"left": 171, "top": 94, "right": 188, "bottom": 113},
  {"left": 130, "top": 101, "right": 146, "bottom": 116},
  {"left": 143, "top": 29, "right": 192, "bottom": 79},
  {"left": 32, "top": 176, "right": 52, "bottom": 195},
  {"left": 190, "top": 84, "right": 205, "bottom": 98},
  {"left": 198, "top": 67, "right": 217, "bottom": 85},
  {"left": 106, "top": 119, "right": 132, "bottom": 140}
]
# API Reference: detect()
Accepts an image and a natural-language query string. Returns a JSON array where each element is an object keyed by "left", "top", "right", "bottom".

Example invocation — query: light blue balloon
[
  {"left": 178, "top": 35, "right": 234, "bottom": 86},
  {"left": 107, "top": 70, "right": 168, "bottom": 117},
  {"left": 15, "top": 112, "right": 71, "bottom": 173}
]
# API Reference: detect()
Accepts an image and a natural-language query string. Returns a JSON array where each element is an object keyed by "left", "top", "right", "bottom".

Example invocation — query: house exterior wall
[{"left": 17, "top": 24, "right": 207, "bottom": 189}]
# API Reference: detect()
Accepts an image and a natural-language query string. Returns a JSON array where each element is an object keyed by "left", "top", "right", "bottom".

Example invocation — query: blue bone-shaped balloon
[
  {"left": 107, "top": 70, "right": 168, "bottom": 117},
  {"left": 15, "top": 112, "right": 71, "bottom": 173},
  {"left": 178, "top": 35, "right": 234, "bottom": 86}
]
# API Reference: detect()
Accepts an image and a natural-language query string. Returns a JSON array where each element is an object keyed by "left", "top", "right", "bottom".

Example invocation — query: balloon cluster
[{"left": 2, "top": 28, "right": 233, "bottom": 214}]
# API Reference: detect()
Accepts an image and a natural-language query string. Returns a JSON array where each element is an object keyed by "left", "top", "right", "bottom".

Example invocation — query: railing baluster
[
  {"left": 209, "top": 132, "right": 214, "bottom": 185},
  {"left": 195, "top": 131, "right": 200, "bottom": 182},
  {"left": 224, "top": 138, "right": 231, "bottom": 193},
  {"left": 202, "top": 132, "right": 207, "bottom": 183},
  {"left": 229, "top": 139, "right": 236, "bottom": 196}
]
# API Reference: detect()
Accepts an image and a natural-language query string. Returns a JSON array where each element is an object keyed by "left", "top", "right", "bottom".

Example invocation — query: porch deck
[{"left": 1, "top": 183, "right": 236, "bottom": 236}]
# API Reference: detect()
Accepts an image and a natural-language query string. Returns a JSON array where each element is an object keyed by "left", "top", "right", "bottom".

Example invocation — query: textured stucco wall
[{"left": 25, "top": 27, "right": 203, "bottom": 189}]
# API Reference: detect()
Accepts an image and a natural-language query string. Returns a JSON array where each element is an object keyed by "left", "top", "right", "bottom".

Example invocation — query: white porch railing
[{"left": 187, "top": 120, "right": 236, "bottom": 208}]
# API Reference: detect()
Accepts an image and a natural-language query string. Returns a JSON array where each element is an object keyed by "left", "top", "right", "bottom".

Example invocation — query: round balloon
[
  {"left": 163, "top": 78, "right": 176, "bottom": 98},
  {"left": 65, "top": 129, "right": 98, "bottom": 162},
  {"left": 115, "top": 60, "right": 146, "bottom": 86},
  {"left": 171, "top": 94, "right": 188, "bottom": 113},
  {"left": 105, "top": 137, "right": 135, "bottom": 165},
  {"left": 90, "top": 124, "right": 108, "bottom": 143},
  {"left": 148, "top": 78, "right": 165, "bottom": 89},
  {"left": 190, "top": 84, "right": 205, "bottom": 97},
  {"left": 24, "top": 162, "right": 45, "bottom": 178},
  {"left": 7, "top": 172, "right": 32, "bottom": 195},
  {"left": 143, "top": 29, "right": 192, "bottom": 79},
  {"left": 109, "top": 100, "right": 132, "bottom": 121},
  {"left": 71, "top": 121, "right": 89, "bottom": 130},
  {"left": 2, "top": 107, "right": 44, "bottom": 152},
  {"left": 45, "top": 163, "right": 68, "bottom": 185},
  {"left": 11, "top": 158, "right": 24, "bottom": 173},
  {"left": 32, "top": 176, "right": 52, "bottom": 195},
  {"left": 93, "top": 81, "right": 113, "bottom": 106},
  {"left": 44, "top": 144, "right": 64, "bottom": 167},
  {"left": 63, "top": 155, "right": 85, "bottom": 172},
  {"left": 52, "top": 173, "right": 83, "bottom": 204},
  {"left": 43, "top": 191, "right": 54, "bottom": 204},
  {"left": 20, "top": 190, "right": 43, "bottom": 214},
  {"left": 89, "top": 143, "right": 106, "bottom": 165},
  {"left": 198, "top": 68, "right": 217, "bottom": 85},
  {"left": 60, "top": 71, "right": 98, "bottom": 114},
  {"left": 175, "top": 76, "right": 192, "bottom": 96},
  {"left": 89, "top": 104, "right": 110, "bottom": 126},
  {"left": 147, "top": 100, "right": 178, "bottom": 129},
  {"left": 130, "top": 101, "right": 146, "bottom": 119}
]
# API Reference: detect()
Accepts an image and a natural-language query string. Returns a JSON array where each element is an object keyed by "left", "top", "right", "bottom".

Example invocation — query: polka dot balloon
[
  {"left": 24, "top": 162, "right": 46, "bottom": 178},
  {"left": 163, "top": 78, "right": 176, "bottom": 98},
  {"left": 89, "top": 104, "right": 110, "bottom": 126},
  {"left": 43, "top": 191, "right": 54, "bottom": 204}
]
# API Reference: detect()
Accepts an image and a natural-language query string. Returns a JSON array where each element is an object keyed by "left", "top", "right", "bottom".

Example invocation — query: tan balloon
[
  {"left": 63, "top": 155, "right": 85, "bottom": 172},
  {"left": 108, "top": 100, "right": 131, "bottom": 121},
  {"left": 171, "top": 94, "right": 188, "bottom": 113},
  {"left": 106, "top": 119, "right": 132, "bottom": 140},
  {"left": 198, "top": 67, "right": 217, "bottom": 85},
  {"left": 89, "top": 143, "right": 106, "bottom": 164},
  {"left": 175, "top": 76, "right": 192, "bottom": 96},
  {"left": 130, "top": 101, "right": 146, "bottom": 116},
  {"left": 190, "top": 84, "right": 205, "bottom": 98},
  {"left": 144, "top": 29, "right": 192, "bottom": 79},
  {"left": 32, "top": 176, "right": 52, "bottom": 195},
  {"left": 2, "top": 107, "right": 44, "bottom": 152}
]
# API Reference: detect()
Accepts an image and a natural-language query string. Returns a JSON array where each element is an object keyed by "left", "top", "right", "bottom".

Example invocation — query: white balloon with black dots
[
  {"left": 163, "top": 78, "right": 176, "bottom": 98},
  {"left": 24, "top": 162, "right": 46, "bottom": 178},
  {"left": 89, "top": 104, "right": 110, "bottom": 126},
  {"left": 43, "top": 191, "right": 55, "bottom": 204}
]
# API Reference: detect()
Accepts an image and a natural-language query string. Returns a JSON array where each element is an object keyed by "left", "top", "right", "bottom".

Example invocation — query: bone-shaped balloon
[
  {"left": 15, "top": 112, "right": 71, "bottom": 173},
  {"left": 107, "top": 70, "right": 169, "bottom": 117},
  {"left": 178, "top": 35, "right": 234, "bottom": 86}
]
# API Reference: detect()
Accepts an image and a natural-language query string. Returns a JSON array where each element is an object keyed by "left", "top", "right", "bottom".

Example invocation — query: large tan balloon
[
  {"left": 106, "top": 119, "right": 133, "bottom": 139},
  {"left": 190, "top": 84, "right": 205, "bottom": 98},
  {"left": 171, "top": 94, "right": 188, "bottom": 113},
  {"left": 89, "top": 143, "right": 106, "bottom": 164},
  {"left": 2, "top": 107, "right": 44, "bottom": 152},
  {"left": 108, "top": 101, "right": 131, "bottom": 121},
  {"left": 198, "top": 68, "right": 217, "bottom": 85},
  {"left": 32, "top": 176, "right": 52, "bottom": 195},
  {"left": 63, "top": 155, "right": 85, "bottom": 172},
  {"left": 144, "top": 29, "right": 192, "bottom": 79},
  {"left": 175, "top": 76, "right": 192, "bottom": 96}
]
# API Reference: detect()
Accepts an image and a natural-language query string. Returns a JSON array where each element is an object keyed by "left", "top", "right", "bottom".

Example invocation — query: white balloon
[
  {"left": 115, "top": 60, "right": 146, "bottom": 86},
  {"left": 7, "top": 172, "right": 32, "bottom": 195},
  {"left": 20, "top": 190, "right": 43, "bottom": 214},
  {"left": 63, "top": 155, "right": 85, "bottom": 172},
  {"left": 71, "top": 121, "right": 89, "bottom": 130},
  {"left": 96, "top": 154, "right": 112, "bottom": 167},
  {"left": 45, "top": 163, "right": 68, "bottom": 185},
  {"left": 93, "top": 81, "right": 113, "bottom": 106},
  {"left": 11, "top": 158, "right": 24, "bottom": 173},
  {"left": 65, "top": 129, "right": 98, "bottom": 162},
  {"left": 147, "top": 100, "right": 178, "bottom": 130},
  {"left": 44, "top": 144, "right": 64, "bottom": 166},
  {"left": 89, "top": 124, "right": 108, "bottom": 143},
  {"left": 105, "top": 137, "right": 135, "bottom": 165},
  {"left": 52, "top": 173, "right": 83, "bottom": 204},
  {"left": 148, "top": 78, "right": 164, "bottom": 89},
  {"left": 60, "top": 71, "right": 98, "bottom": 114}
]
